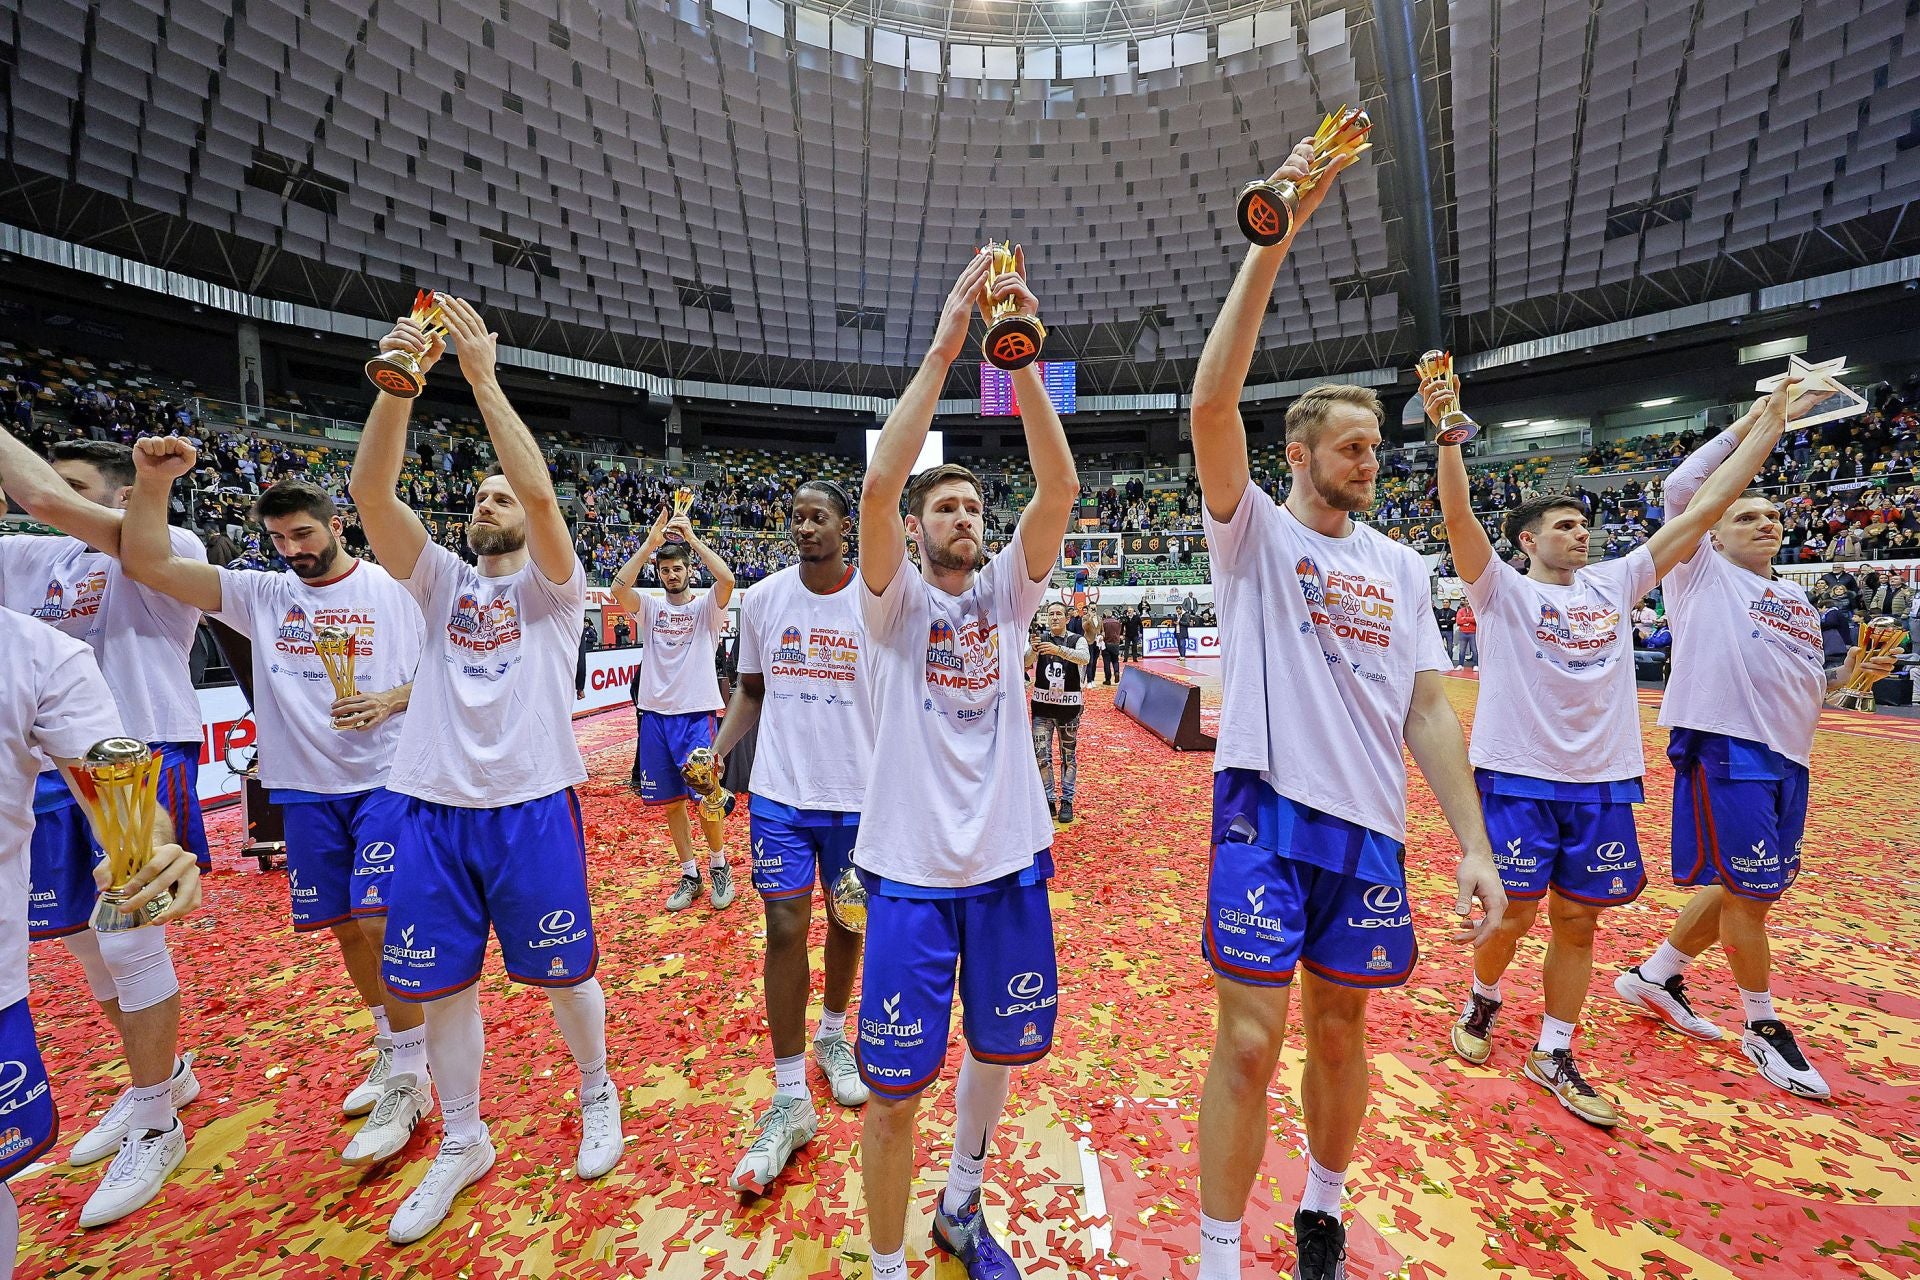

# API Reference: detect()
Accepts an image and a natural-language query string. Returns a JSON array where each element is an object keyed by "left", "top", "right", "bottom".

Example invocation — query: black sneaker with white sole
[
  {"left": 1292, "top": 1209, "right": 1348, "bottom": 1280},
  {"left": 1742, "top": 1019, "right": 1831, "bottom": 1100}
]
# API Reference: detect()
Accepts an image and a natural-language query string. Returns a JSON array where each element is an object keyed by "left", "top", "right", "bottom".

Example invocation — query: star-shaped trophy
[{"left": 1754, "top": 354, "right": 1868, "bottom": 428}]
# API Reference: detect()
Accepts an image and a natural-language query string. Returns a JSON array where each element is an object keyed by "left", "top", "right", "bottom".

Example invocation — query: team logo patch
[
  {"left": 1367, "top": 944, "right": 1390, "bottom": 972},
  {"left": 1019, "top": 1020, "right": 1041, "bottom": 1048},
  {"left": 278, "top": 604, "right": 313, "bottom": 643},
  {"left": 1294, "top": 556, "right": 1325, "bottom": 608},
  {"left": 549, "top": 955, "right": 567, "bottom": 977}
]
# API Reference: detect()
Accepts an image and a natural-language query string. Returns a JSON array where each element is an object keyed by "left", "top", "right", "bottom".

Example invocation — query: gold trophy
[
  {"left": 365, "top": 289, "right": 450, "bottom": 399},
  {"left": 67, "top": 739, "right": 172, "bottom": 933},
  {"left": 980, "top": 241, "right": 1045, "bottom": 372},
  {"left": 1832, "top": 617, "right": 1905, "bottom": 710},
  {"left": 1236, "top": 107, "right": 1374, "bottom": 246},
  {"left": 667, "top": 486, "right": 694, "bottom": 542},
  {"left": 313, "top": 624, "right": 360, "bottom": 728},
  {"left": 679, "top": 747, "right": 736, "bottom": 820},
  {"left": 825, "top": 867, "right": 867, "bottom": 934},
  {"left": 1415, "top": 350, "right": 1481, "bottom": 446}
]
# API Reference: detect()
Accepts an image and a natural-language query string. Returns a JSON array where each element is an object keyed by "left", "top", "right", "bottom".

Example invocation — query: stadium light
[
  {"left": 1638, "top": 397, "right": 1678, "bottom": 408},
  {"left": 1499, "top": 419, "right": 1530, "bottom": 428}
]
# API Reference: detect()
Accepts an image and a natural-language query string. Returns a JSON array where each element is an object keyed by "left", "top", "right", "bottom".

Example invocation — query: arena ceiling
[{"left": 0, "top": 0, "right": 1915, "bottom": 397}]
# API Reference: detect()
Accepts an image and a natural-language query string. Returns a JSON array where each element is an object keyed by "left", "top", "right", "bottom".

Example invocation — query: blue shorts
[
  {"left": 635, "top": 710, "right": 714, "bottom": 805},
  {"left": 28, "top": 800, "right": 97, "bottom": 939},
  {"left": 154, "top": 742, "right": 211, "bottom": 871},
  {"left": 277, "top": 788, "right": 409, "bottom": 930},
  {"left": 1668, "top": 730, "right": 1808, "bottom": 901},
  {"left": 750, "top": 800, "right": 859, "bottom": 902},
  {"left": 855, "top": 869, "right": 1058, "bottom": 1099},
  {"left": 0, "top": 997, "right": 58, "bottom": 1183},
  {"left": 1478, "top": 778, "right": 1645, "bottom": 907},
  {"left": 1204, "top": 772, "right": 1416, "bottom": 989},
  {"left": 380, "top": 790, "right": 597, "bottom": 1002}
]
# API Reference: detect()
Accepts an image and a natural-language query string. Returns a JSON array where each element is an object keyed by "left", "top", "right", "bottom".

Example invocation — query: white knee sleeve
[
  {"left": 95, "top": 925, "right": 179, "bottom": 1014},
  {"left": 60, "top": 929, "right": 118, "bottom": 1004}
]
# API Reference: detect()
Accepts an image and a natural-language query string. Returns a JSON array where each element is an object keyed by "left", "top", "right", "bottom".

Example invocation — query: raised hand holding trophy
[
  {"left": 314, "top": 624, "right": 360, "bottom": 729},
  {"left": 365, "top": 290, "right": 450, "bottom": 399},
  {"left": 1415, "top": 350, "right": 1482, "bottom": 446},
  {"left": 1831, "top": 618, "right": 1905, "bottom": 710},
  {"left": 979, "top": 241, "right": 1045, "bottom": 372},
  {"left": 1236, "top": 107, "right": 1373, "bottom": 246},
  {"left": 68, "top": 739, "right": 172, "bottom": 932}
]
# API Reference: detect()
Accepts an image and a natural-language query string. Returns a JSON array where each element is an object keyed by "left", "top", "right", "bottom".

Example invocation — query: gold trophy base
[
  {"left": 1434, "top": 410, "right": 1480, "bottom": 447},
  {"left": 983, "top": 315, "right": 1046, "bottom": 371},
  {"left": 825, "top": 866, "right": 867, "bottom": 935},
  {"left": 365, "top": 352, "right": 427, "bottom": 399},
  {"left": 1237, "top": 179, "right": 1299, "bottom": 246},
  {"left": 93, "top": 886, "right": 171, "bottom": 933},
  {"left": 1834, "top": 686, "right": 1876, "bottom": 711}
]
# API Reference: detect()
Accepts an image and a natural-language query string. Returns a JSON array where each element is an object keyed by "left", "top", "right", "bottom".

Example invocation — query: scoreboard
[{"left": 980, "top": 361, "right": 1077, "bottom": 416}]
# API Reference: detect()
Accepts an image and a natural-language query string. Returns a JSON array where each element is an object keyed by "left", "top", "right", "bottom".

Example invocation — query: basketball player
[
  {"left": 1026, "top": 601, "right": 1089, "bottom": 823},
  {"left": 1615, "top": 402, "right": 1896, "bottom": 1099},
  {"left": 1426, "top": 377, "right": 1809, "bottom": 1126},
  {"left": 710, "top": 479, "right": 872, "bottom": 1194},
  {"left": 1, "top": 603, "right": 204, "bottom": 1267},
  {"left": 348, "top": 297, "right": 620, "bottom": 1244},
  {"left": 854, "top": 247, "right": 1077, "bottom": 1279},
  {"left": 610, "top": 510, "right": 737, "bottom": 911},
  {"left": 117, "top": 440, "right": 432, "bottom": 1163},
  {"left": 0, "top": 429, "right": 204, "bottom": 1226},
  {"left": 1188, "top": 136, "right": 1506, "bottom": 1280}
]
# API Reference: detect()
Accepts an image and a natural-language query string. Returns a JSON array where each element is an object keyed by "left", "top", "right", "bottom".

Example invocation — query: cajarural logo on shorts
[
  {"left": 862, "top": 992, "right": 924, "bottom": 1040},
  {"left": 385, "top": 923, "right": 437, "bottom": 965},
  {"left": 1350, "top": 883, "right": 1412, "bottom": 929},
  {"left": 533, "top": 908, "right": 589, "bottom": 949},
  {"left": 996, "top": 971, "right": 1057, "bottom": 1018},
  {"left": 1216, "top": 883, "right": 1289, "bottom": 936}
]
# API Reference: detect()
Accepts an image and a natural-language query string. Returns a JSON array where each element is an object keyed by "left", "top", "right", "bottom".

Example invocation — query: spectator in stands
[{"left": 1632, "top": 598, "right": 1659, "bottom": 646}]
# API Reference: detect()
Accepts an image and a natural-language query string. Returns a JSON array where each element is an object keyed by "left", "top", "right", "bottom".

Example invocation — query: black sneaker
[
  {"left": 1059, "top": 800, "right": 1075, "bottom": 824},
  {"left": 1292, "top": 1209, "right": 1348, "bottom": 1279},
  {"left": 1742, "top": 1019, "right": 1831, "bottom": 1099}
]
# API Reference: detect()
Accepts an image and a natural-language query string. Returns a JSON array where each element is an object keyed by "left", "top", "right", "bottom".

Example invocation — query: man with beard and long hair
[
  {"left": 709, "top": 479, "right": 872, "bottom": 1195},
  {"left": 348, "top": 296, "right": 621, "bottom": 1245},
  {"left": 854, "top": 247, "right": 1077, "bottom": 1280},
  {"left": 0, "top": 430, "right": 205, "bottom": 1227},
  {"left": 118, "top": 447, "right": 432, "bottom": 1165},
  {"left": 1187, "top": 136, "right": 1505, "bottom": 1280}
]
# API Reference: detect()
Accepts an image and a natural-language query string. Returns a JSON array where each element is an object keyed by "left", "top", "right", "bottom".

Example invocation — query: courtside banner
[{"left": 1141, "top": 626, "right": 1220, "bottom": 658}]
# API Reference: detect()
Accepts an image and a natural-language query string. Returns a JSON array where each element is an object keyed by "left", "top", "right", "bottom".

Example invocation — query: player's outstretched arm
[
  {"left": 346, "top": 317, "right": 437, "bottom": 580},
  {"left": 675, "top": 515, "right": 737, "bottom": 609},
  {"left": 121, "top": 437, "right": 224, "bottom": 612},
  {"left": 0, "top": 421, "right": 124, "bottom": 555},
  {"left": 609, "top": 507, "right": 670, "bottom": 613},
  {"left": 1644, "top": 379, "right": 1806, "bottom": 579},
  {"left": 439, "top": 296, "right": 575, "bottom": 586},
  {"left": 1424, "top": 379, "right": 1495, "bottom": 584},
  {"left": 1190, "top": 136, "right": 1358, "bottom": 523},
  {"left": 1403, "top": 670, "right": 1506, "bottom": 946},
  {"left": 860, "top": 250, "right": 993, "bottom": 597},
  {"left": 995, "top": 249, "right": 1078, "bottom": 580}
]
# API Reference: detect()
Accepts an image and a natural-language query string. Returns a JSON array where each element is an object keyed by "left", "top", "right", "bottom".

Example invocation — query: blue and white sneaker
[{"left": 931, "top": 1188, "right": 1021, "bottom": 1278}]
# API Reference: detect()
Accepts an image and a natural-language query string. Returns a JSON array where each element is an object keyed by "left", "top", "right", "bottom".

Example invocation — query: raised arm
[
  {"left": 0, "top": 423, "right": 123, "bottom": 554},
  {"left": 1403, "top": 670, "right": 1505, "bottom": 946},
  {"left": 120, "top": 437, "right": 224, "bottom": 612},
  {"left": 674, "top": 515, "right": 736, "bottom": 610},
  {"left": 860, "top": 251, "right": 993, "bottom": 597},
  {"left": 993, "top": 249, "right": 1078, "bottom": 580},
  {"left": 1644, "top": 380, "right": 1803, "bottom": 578},
  {"left": 346, "top": 318, "right": 437, "bottom": 580},
  {"left": 1425, "top": 377, "right": 1494, "bottom": 584},
  {"left": 1190, "top": 136, "right": 1357, "bottom": 522},
  {"left": 1661, "top": 397, "right": 1770, "bottom": 520},
  {"left": 439, "top": 296, "right": 575, "bottom": 586},
  {"left": 609, "top": 508, "right": 670, "bottom": 613}
]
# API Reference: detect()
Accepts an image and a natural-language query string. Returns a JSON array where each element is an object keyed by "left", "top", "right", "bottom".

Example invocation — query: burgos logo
[
  {"left": 532, "top": 908, "right": 588, "bottom": 949},
  {"left": 996, "top": 971, "right": 1057, "bottom": 1018},
  {"left": 1351, "top": 883, "right": 1412, "bottom": 929},
  {"left": 0, "top": 1059, "right": 48, "bottom": 1120}
]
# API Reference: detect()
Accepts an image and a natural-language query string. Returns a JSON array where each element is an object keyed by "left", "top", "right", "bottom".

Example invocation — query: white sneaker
[
  {"left": 728, "top": 1094, "right": 818, "bottom": 1195},
  {"left": 70, "top": 1053, "right": 201, "bottom": 1167},
  {"left": 664, "top": 872, "right": 701, "bottom": 912},
  {"left": 344, "top": 1035, "right": 394, "bottom": 1116},
  {"left": 1614, "top": 967, "right": 1725, "bottom": 1041},
  {"left": 1742, "top": 1020, "right": 1832, "bottom": 1100},
  {"left": 576, "top": 1080, "right": 624, "bottom": 1179},
  {"left": 708, "top": 864, "right": 737, "bottom": 910},
  {"left": 79, "top": 1121, "right": 188, "bottom": 1228},
  {"left": 813, "top": 1033, "right": 868, "bottom": 1107},
  {"left": 387, "top": 1131, "right": 497, "bottom": 1245},
  {"left": 342, "top": 1072, "right": 434, "bottom": 1166}
]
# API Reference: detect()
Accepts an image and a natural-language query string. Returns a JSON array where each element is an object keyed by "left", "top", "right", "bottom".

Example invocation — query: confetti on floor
[{"left": 17, "top": 682, "right": 1920, "bottom": 1278}]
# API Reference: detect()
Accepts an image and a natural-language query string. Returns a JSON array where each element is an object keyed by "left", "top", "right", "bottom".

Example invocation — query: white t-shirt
[
  {"left": 1463, "top": 548, "right": 1655, "bottom": 784},
  {"left": 736, "top": 564, "right": 873, "bottom": 813},
  {"left": 214, "top": 559, "right": 425, "bottom": 795},
  {"left": 0, "top": 528, "right": 205, "bottom": 743},
  {"left": 386, "top": 543, "right": 589, "bottom": 807},
  {"left": 633, "top": 589, "right": 725, "bottom": 715},
  {"left": 1205, "top": 486, "right": 1451, "bottom": 842},
  {"left": 1654, "top": 428, "right": 1825, "bottom": 766},
  {"left": 0, "top": 607, "right": 123, "bottom": 1007},
  {"left": 852, "top": 532, "right": 1053, "bottom": 888}
]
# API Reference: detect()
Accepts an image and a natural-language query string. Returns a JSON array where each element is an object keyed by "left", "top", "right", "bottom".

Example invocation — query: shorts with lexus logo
[
  {"left": 0, "top": 997, "right": 58, "bottom": 1183},
  {"left": 1477, "top": 787, "right": 1645, "bottom": 907},
  {"left": 854, "top": 858, "right": 1058, "bottom": 1100},
  {"left": 1667, "top": 729, "right": 1808, "bottom": 902},
  {"left": 1203, "top": 770, "right": 1416, "bottom": 989},
  {"left": 379, "top": 788, "right": 596, "bottom": 1001},
  {"left": 273, "top": 786, "right": 410, "bottom": 930}
]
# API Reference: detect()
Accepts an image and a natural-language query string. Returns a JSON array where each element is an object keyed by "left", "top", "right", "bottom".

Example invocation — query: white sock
[
  {"left": 1199, "top": 1212, "right": 1242, "bottom": 1280},
  {"left": 681, "top": 859, "right": 699, "bottom": 880},
  {"left": 1536, "top": 1014, "right": 1576, "bottom": 1055},
  {"left": 816, "top": 1007, "right": 847, "bottom": 1041},
  {"left": 424, "top": 986, "right": 485, "bottom": 1141},
  {"left": 944, "top": 1054, "right": 1012, "bottom": 1216},
  {"left": 390, "top": 1023, "right": 429, "bottom": 1081},
  {"left": 773, "top": 1053, "right": 807, "bottom": 1100},
  {"left": 871, "top": 1247, "right": 907, "bottom": 1279},
  {"left": 129, "top": 1077, "right": 174, "bottom": 1133},
  {"left": 0, "top": 1186, "right": 17, "bottom": 1277},
  {"left": 1639, "top": 941, "right": 1693, "bottom": 986},
  {"left": 1300, "top": 1155, "right": 1345, "bottom": 1218},
  {"left": 1739, "top": 987, "right": 1777, "bottom": 1025},
  {"left": 1471, "top": 975, "right": 1502, "bottom": 1003},
  {"left": 547, "top": 979, "right": 611, "bottom": 1095},
  {"left": 372, "top": 1007, "right": 392, "bottom": 1039},
  {"left": 440, "top": 1088, "right": 486, "bottom": 1145},
  {"left": 709, "top": 849, "right": 727, "bottom": 871}
]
